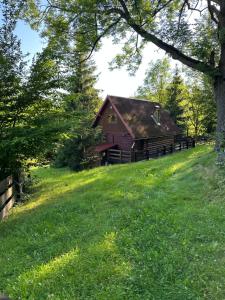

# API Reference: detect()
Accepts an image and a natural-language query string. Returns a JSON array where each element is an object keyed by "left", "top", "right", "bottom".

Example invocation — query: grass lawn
[{"left": 1, "top": 145, "right": 225, "bottom": 299}]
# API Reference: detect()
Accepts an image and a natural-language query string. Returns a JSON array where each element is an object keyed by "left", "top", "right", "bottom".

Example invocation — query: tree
[
  {"left": 136, "top": 60, "right": 216, "bottom": 137},
  {"left": 201, "top": 76, "right": 217, "bottom": 134},
  {"left": 0, "top": 0, "right": 27, "bottom": 179},
  {"left": 182, "top": 85, "right": 207, "bottom": 137},
  {"left": 165, "top": 69, "right": 185, "bottom": 129},
  {"left": 181, "top": 72, "right": 216, "bottom": 137},
  {"left": 54, "top": 45, "right": 102, "bottom": 171},
  {"left": 0, "top": 1, "right": 66, "bottom": 183},
  {"left": 20, "top": 0, "right": 225, "bottom": 163},
  {"left": 0, "top": 0, "right": 25, "bottom": 133},
  {"left": 136, "top": 59, "right": 184, "bottom": 130},
  {"left": 136, "top": 57, "right": 171, "bottom": 104}
]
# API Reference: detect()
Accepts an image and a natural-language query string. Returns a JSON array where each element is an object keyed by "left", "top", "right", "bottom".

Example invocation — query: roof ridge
[{"left": 107, "top": 95, "right": 160, "bottom": 105}]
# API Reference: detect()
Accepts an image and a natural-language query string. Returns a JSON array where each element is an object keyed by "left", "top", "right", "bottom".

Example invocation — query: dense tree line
[
  {"left": 0, "top": 0, "right": 102, "bottom": 186},
  {"left": 0, "top": 0, "right": 67, "bottom": 183}
]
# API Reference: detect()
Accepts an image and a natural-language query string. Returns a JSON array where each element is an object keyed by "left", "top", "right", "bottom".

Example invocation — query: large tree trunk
[
  {"left": 215, "top": 2, "right": 225, "bottom": 164},
  {"left": 214, "top": 76, "right": 225, "bottom": 164}
]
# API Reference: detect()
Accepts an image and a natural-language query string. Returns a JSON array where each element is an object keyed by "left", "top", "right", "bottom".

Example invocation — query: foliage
[
  {"left": 54, "top": 44, "right": 102, "bottom": 171},
  {"left": 164, "top": 69, "right": 185, "bottom": 129},
  {"left": 136, "top": 58, "right": 216, "bottom": 137},
  {"left": 182, "top": 70, "right": 216, "bottom": 137},
  {"left": 19, "top": 0, "right": 219, "bottom": 76},
  {"left": 136, "top": 57, "right": 171, "bottom": 104},
  {"left": 0, "top": 1, "right": 67, "bottom": 180},
  {"left": 3, "top": 146, "right": 225, "bottom": 299},
  {"left": 54, "top": 116, "right": 102, "bottom": 171}
]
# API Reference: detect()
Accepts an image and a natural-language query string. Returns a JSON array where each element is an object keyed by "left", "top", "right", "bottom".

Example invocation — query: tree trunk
[
  {"left": 214, "top": 76, "right": 225, "bottom": 164},
  {"left": 215, "top": 2, "right": 225, "bottom": 164},
  {"left": 14, "top": 169, "right": 24, "bottom": 202}
]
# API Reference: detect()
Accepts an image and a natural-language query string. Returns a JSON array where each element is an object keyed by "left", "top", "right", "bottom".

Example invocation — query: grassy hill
[{"left": 1, "top": 145, "right": 225, "bottom": 299}]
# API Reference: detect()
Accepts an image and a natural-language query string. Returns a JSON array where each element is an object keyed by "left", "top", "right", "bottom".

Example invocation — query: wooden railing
[
  {"left": 107, "top": 138, "right": 195, "bottom": 164},
  {"left": 0, "top": 176, "right": 15, "bottom": 220},
  {"left": 107, "top": 149, "right": 132, "bottom": 163}
]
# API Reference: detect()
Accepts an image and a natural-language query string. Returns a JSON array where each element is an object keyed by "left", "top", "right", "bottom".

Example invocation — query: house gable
[
  {"left": 95, "top": 99, "right": 127, "bottom": 132},
  {"left": 93, "top": 98, "right": 133, "bottom": 149}
]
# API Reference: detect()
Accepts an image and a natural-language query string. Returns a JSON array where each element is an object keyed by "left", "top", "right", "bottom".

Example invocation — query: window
[
  {"left": 108, "top": 114, "right": 117, "bottom": 124},
  {"left": 152, "top": 109, "right": 161, "bottom": 125}
]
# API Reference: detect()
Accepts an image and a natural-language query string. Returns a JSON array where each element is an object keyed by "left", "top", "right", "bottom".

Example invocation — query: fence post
[
  {"left": 163, "top": 146, "right": 166, "bottom": 155},
  {"left": 130, "top": 150, "right": 133, "bottom": 162},
  {"left": 157, "top": 148, "right": 160, "bottom": 157},
  {"left": 0, "top": 176, "right": 15, "bottom": 220},
  {"left": 179, "top": 142, "right": 182, "bottom": 151}
]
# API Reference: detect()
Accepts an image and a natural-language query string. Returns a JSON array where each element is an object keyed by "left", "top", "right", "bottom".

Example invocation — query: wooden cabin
[{"left": 93, "top": 95, "right": 191, "bottom": 164}]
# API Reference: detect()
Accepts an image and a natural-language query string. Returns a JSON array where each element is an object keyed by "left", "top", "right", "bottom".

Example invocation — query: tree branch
[
  {"left": 210, "top": 0, "right": 221, "bottom": 5},
  {"left": 207, "top": 0, "right": 219, "bottom": 24},
  {"left": 108, "top": 4, "right": 218, "bottom": 76},
  {"left": 152, "top": 0, "right": 175, "bottom": 16},
  {"left": 81, "top": 17, "right": 122, "bottom": 62},
  {"left": 184, "top": 0, "right": 205, "bottom": 14}
]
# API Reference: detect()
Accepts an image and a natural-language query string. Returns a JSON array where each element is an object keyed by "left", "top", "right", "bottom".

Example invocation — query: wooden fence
[
  {"left": 0, "top": 176, "right": 15, "bottom": 220},
  {"left": 107, "top": 149, "right": 132, "bottom": 163},
  {"left": 107, "top": 138, "right": 195, "bottom": 164}
]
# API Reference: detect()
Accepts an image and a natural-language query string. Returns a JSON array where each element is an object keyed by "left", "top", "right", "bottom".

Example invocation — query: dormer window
[
  {"left": 108, "top": 114, "right": 117, "bottom": 124},
  {"left": 152, "top": 108, "right": 161, "bottom": 125}
]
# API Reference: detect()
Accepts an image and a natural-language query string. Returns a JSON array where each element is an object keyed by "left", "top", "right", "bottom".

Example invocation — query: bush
[{"left": 54, "top": 127, "right": 102, "bottom": 171}]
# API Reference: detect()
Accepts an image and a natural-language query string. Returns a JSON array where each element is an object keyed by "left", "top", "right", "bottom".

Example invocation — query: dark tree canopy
[
  {"left": 53, "top": 40, "right": 102, "bottom": 171},
  {"left": 165, "top": 70, "right": 184, "bottom": 128}
]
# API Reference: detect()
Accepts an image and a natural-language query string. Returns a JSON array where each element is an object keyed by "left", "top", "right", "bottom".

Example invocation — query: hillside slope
[{"left": 1, "top": 145, "right": 225, "bottom": 299}]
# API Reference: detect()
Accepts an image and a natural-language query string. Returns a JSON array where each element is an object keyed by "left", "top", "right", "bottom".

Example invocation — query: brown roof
[
  {"left": 93, "top": 95, "right": 181, "bottom": 139},
  {"left": 95, "top": 143, "right": 116, "bottom": 152}
]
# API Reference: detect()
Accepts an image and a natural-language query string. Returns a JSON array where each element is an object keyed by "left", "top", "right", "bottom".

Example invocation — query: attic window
[
  {"left": 152, "top": 109, "right": 161, "bottom": 125},
  {"left": 108, "top": 114, "right": 117, "bottom": 124}
]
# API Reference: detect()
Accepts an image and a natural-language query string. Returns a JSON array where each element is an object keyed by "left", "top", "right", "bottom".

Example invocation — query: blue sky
[
  {"left": 13, "top": 19, "right": 165, "bottom": 98},
  {"left": 15, "top": 20, "right": 45, "bottom": 60}
]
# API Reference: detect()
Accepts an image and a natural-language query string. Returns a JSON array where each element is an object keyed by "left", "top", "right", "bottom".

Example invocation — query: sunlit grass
[{"left": 1, "top": 145, "right": 225, "bottom": 299}]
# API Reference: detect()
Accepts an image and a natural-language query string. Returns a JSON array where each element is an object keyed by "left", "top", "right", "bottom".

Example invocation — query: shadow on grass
[
  {"left": 1, "top": 145, "right": 208, "bottom": 227},
  {"left": 1, "top": 145, "right": 221, "bottom": 299}
]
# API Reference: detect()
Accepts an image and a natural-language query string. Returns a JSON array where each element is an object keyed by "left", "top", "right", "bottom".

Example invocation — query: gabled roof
[
  {"left": 93, "top": 95, "right": 181, "bottom": 139},
  {"left": 95, "top": 143, "right": 116, "bottom": 152}
]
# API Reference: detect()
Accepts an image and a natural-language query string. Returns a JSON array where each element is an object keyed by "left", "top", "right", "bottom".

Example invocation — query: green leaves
[
  {"left": 136, "top": 57, "right": 172, "bottom": 103},
  {"left": 0, "top": 2, "right": 70, "bottom": 178},
  {"left": 52, "top": 39, "right": 102, "bottom": 171},
  {"left": 136, "top": 59, "right": 216, "bottom": 137}
]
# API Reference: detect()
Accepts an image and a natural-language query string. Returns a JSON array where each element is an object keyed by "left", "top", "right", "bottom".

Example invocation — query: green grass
[{"left": 1, "top": 145, "right": 225, "bottom": 299}]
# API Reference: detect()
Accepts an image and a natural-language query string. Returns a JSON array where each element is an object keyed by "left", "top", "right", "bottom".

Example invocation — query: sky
[{"left": 14, "top": 20, "right": 166, "bottom": 99}]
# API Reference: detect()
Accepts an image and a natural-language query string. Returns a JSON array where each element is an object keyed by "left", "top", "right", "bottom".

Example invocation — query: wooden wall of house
[{"left": 99, "top": 101, "right": 133, "bottom": 150}]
